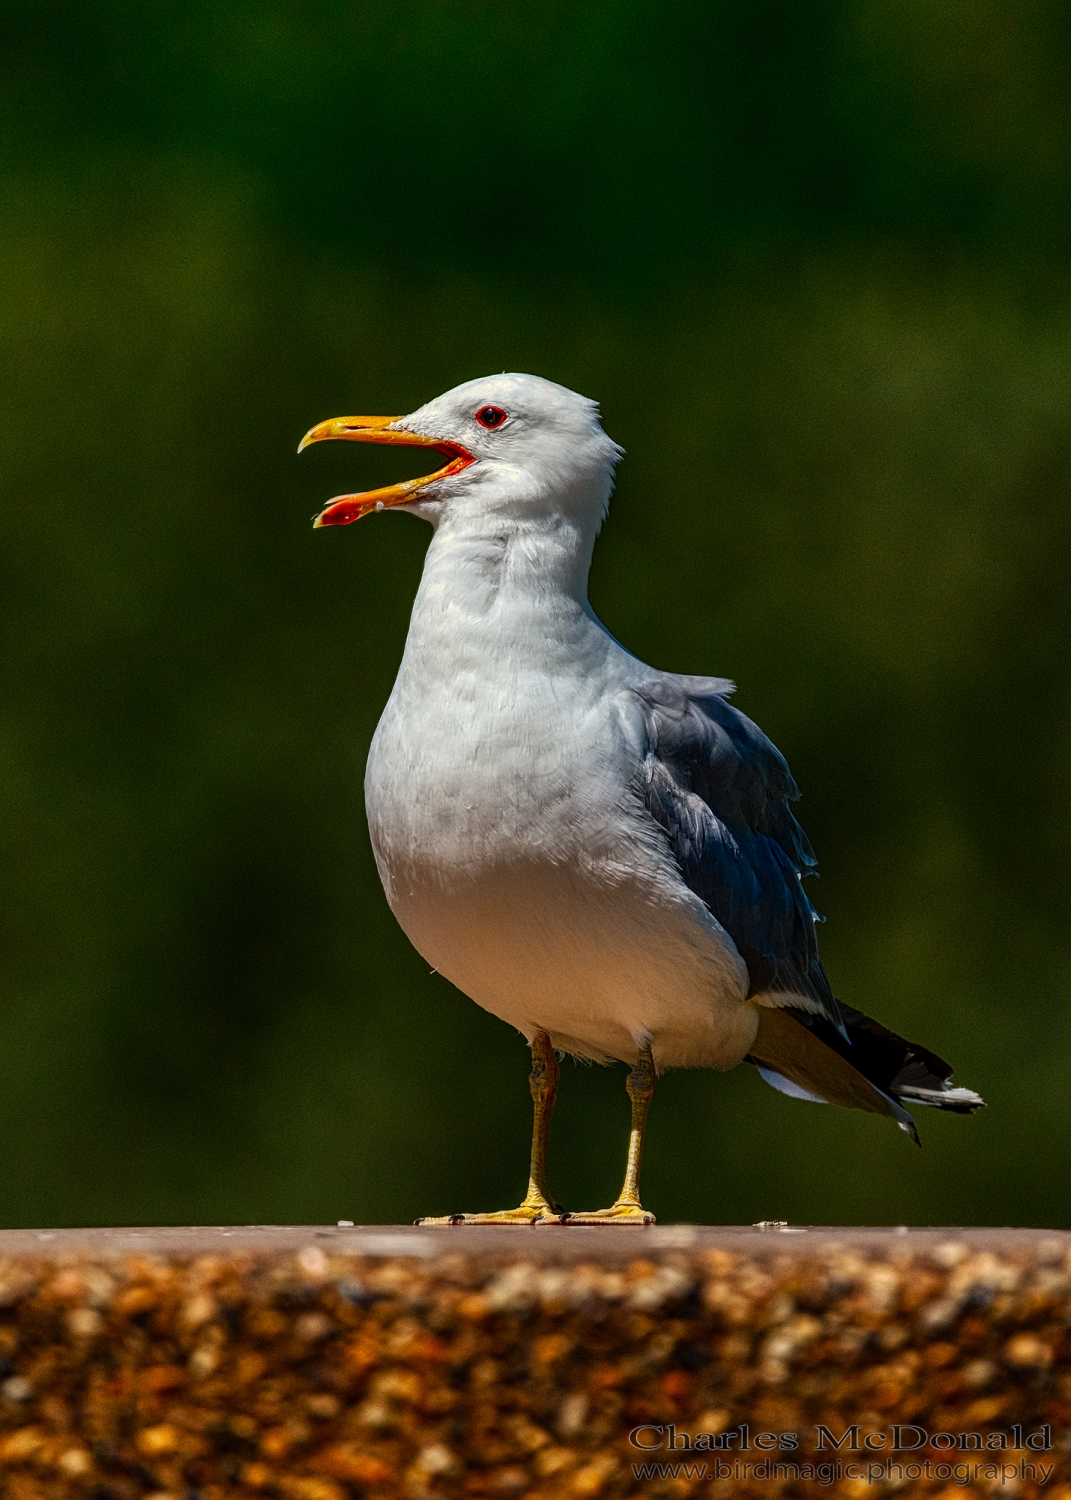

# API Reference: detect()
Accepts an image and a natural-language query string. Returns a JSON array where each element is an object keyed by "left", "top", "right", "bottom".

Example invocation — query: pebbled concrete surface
[{"left": 0, "top": 1226, "right": 1067, "bottom": 1497}]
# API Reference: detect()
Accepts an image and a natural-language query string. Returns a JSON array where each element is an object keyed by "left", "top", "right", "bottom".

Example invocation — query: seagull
[{"left": 299, "top": 373, "right": 983, "bottom": 1225}]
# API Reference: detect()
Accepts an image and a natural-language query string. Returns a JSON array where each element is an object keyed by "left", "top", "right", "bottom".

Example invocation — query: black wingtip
[{"left": 898, "top": 1117, "right": 922, "bottom": 1148}]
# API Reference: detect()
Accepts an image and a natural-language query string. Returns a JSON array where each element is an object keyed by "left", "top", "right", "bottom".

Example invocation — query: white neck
[
  {"left": 423, "top": 509, "right": 595, "bottom": 605},
  {"left": 410, "top": 461, "right": 612, "bottom": 607},
  {"left": 391, "top": 478, "right": 620, "bottom": 692}
]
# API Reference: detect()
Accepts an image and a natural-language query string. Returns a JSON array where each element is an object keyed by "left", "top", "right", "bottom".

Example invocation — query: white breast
[{"left": 362, "top": 522, "right": 755, "bottom": 1070}]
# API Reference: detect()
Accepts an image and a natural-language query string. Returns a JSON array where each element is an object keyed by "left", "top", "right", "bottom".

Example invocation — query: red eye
[{"left": 475, "top": 405, "right": 508, "bottom": 429}]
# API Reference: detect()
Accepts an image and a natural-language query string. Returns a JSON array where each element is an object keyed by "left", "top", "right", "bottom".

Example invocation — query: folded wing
[
  {"left": 634, "top": 673, "right": 837, "bottom": 1020},
  {"left": 633, "top": 674, "right": 984, "bottom": 1136}
]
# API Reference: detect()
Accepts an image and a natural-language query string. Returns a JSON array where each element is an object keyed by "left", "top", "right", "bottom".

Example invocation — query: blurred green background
[{"left": 0, "top": 0, "right": 1069, "bottom": 1229}]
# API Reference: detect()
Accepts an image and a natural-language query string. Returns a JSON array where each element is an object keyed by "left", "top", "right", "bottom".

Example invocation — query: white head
[{"left": 299, "top": 373, "right": 623, "bottom": 535}]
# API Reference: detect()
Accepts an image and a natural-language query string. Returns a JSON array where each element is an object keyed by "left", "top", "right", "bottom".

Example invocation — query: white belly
[
  {"left": 380, "top": 857, "right": 756, "bottom": 1069},
  {"left": 363, "top": 571, "right": 755, "bottom": 1071}
]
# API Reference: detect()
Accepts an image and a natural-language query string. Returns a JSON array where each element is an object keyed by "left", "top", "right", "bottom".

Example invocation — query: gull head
[{"left": 299, "top": 373, "right": 623, "bottom": 530}]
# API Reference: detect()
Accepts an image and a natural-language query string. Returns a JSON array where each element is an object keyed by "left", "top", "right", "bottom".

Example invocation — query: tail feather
[{"left": 747, "top": 1001, "right": 984, "bottom": 1142}]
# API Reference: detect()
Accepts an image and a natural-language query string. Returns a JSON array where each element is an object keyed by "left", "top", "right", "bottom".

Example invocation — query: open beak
[{"left": 298, "top": 414, "right": 475, "bottom": 527}]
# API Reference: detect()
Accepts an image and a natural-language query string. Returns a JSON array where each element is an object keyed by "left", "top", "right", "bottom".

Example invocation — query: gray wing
[{"left": 633, "top": 673, "right": 841, "bottom": 1028}]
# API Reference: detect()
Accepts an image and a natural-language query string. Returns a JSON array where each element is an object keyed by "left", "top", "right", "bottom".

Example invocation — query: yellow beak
[{"left": 298, "top": 414, "right": 475, "bottom": 527}]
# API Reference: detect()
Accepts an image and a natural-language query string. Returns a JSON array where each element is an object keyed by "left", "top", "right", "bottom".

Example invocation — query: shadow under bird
[{"left": 299, "top": 374, "right": 984, "bottom": 1225}]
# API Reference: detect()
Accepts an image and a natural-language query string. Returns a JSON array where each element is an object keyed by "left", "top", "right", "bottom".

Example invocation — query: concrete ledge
[{"left": 0, "top": 1226, "right": 1067, "bottom": 1497}]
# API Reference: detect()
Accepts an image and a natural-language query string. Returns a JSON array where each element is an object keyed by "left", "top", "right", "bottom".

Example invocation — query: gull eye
[{"left": 475, "top": 405, "right": 508, "bottom": 429}]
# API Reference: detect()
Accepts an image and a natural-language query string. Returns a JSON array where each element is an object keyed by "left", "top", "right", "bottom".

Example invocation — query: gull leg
[
  {"left": 565, "top": 1041, "right": 657, "bottom": 1225},
  {"left": 416, "top": 1031, "right": 567, "bottom": 1225}
]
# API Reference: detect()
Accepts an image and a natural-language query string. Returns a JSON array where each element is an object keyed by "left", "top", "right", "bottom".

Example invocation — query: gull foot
[
  {"left": 415, "top": 1204, "right": 568, "bottom": 1226},
  {"left": 561, "top": 1204, "right": 656, "bottom": 1226}
]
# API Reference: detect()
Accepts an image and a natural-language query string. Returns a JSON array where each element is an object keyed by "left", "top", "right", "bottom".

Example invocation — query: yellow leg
[
  {"left": 416, "top": 1031, "right": 566, "bottom": 1225},
  {"left": 564, "top": 1041, "right": 657, "bottom": 1225}
]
